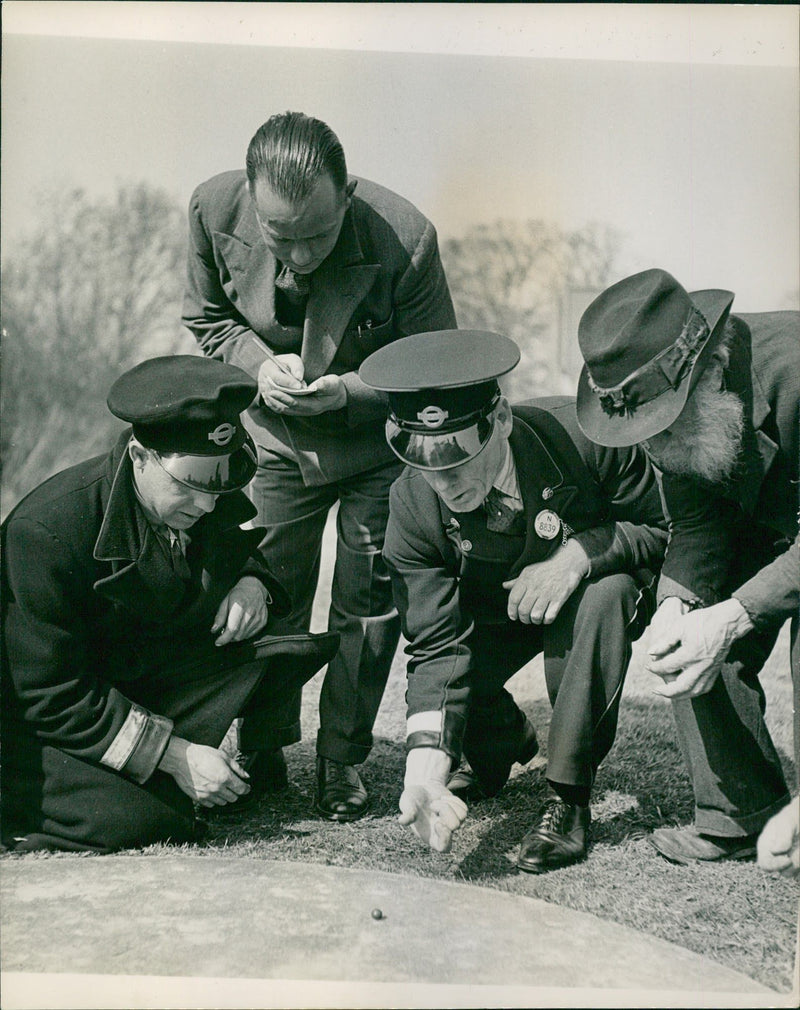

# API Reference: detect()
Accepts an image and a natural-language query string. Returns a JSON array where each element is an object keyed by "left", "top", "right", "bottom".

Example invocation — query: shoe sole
[
  {"left": 314, "top": 800, "right": 371, "bottom": 823},
  {"left": 517, "top": 852, "right": 587, "bottom": 874},
  {"left": 648, "top": 838, "right": 757, "bottom": 865}
]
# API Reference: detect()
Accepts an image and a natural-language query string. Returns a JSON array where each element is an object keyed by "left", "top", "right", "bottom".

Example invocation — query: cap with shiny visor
[
  {"left": 107, "top": 354, "right": 259, "bottom": 493},
  {"left": 144, "top": 425, "right": 257, "bottom": 494},
  {"left": 359, "top": 330, "right": 520, "bottom": 470}
]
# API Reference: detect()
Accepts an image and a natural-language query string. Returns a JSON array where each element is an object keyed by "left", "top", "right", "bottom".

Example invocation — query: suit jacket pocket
[{"left": 347, "top": 311, "right": 396, "bottom": 356}]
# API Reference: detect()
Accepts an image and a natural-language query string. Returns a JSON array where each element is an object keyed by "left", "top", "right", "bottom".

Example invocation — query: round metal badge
[
  {"left": 460, "top": 539, "right": 473, "bottom": 553},
  {"left": 534, "top": 509, "right": 561, "bottom": 540}
]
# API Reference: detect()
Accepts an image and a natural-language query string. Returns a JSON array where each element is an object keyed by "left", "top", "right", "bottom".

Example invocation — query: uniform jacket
[
  {"left": 182, "top": 171, "right": 457, "bottom": 486},
  {"left": 1, "top": 430, "right": 299, "bottom": 787},
  {"left": 383, "top": 397, "right": 668, "bottom": 760},
  {"left": 657, "top": 311, "right": 800, "bottom": 607}
]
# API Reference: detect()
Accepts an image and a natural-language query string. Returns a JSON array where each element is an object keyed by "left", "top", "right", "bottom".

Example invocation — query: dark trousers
[
  {"left": 1, "top": 632, "right": 336, "bottom": 853},
  {"left": 668, "top": 526, "right": 796, "bottom": 838},
  {"left": 463, "top": 572, "right": 640, "bottom": 795},
  {"left": 670, "top": 617, "right": 794, "bottom": 838},
  {"left": 250, "top": 452, "right": 403, "bottom": 764}
]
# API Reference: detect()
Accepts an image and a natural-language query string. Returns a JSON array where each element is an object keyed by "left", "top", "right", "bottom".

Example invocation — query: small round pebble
[{"left": 371, "top": 908, "right": 384, "bottom": 920}]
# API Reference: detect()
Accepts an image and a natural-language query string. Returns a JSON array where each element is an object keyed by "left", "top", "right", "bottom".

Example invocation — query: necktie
[
  {"left": 484, "top": 487, "right": 525, "bottom": 534},
  {"left": 156, "top": 527, "right": 191, "bottom": 580},
  {"left": 274, "top": 265, "right": 311, "bottom": 306}
]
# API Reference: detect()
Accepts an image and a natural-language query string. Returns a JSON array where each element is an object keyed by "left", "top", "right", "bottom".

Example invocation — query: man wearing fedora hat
[
  {"left": 1, "top": 355, "right": 338, "bottom": 853},
  {"left": 359, "top": 330, "right": 667, "bottom": 869},
  {"left": 576, "top": 268, "right": 799, "bottom": 865}
]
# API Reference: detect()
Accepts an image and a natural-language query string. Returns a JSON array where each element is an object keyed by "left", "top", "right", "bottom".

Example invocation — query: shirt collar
[
  {"left": 493, "top": 440, "right": 521, "bottom": 501},
  {"left": 132, "top": 481, "right": 190, "bottom": 548}
]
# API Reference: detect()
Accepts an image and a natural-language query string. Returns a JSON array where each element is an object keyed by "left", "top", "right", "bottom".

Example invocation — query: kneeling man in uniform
[
  {"left": 1, "top": 355, "right": 338, "bottom": 853},
  {"left": 360, "top": 330, "right": 667, "bottom": 871}
]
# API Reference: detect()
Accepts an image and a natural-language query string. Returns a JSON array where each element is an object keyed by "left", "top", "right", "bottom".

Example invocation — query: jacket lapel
[
  {"left": 93, "top": 448, "right": 196, "bottom": 619},
  {"left": 302, "top": 266, "right": 379, "bottom": 380},
  {"left": 214, "top": 210, "right": 280, "bottom": 335},
  {"left": 301, "top": 208, "right": 379, "bottom": 380},
  {"left": 510, "top": 415, "right": 578, "bottom": 559}
]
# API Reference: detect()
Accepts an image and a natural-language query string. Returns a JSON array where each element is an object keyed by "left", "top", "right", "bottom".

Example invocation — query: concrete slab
[{"left": 0, "top": 854, "right": 773, "bottom": 1009}]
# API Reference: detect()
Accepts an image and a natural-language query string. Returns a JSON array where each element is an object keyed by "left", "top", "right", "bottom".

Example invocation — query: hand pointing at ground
[{"left": 398, "top": 747, "right": 468, "bottom": 852}]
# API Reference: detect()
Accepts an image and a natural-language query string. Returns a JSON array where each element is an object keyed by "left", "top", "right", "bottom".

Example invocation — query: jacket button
[{"left": 461, "top": 539, "right": 473, "bottom": 552}]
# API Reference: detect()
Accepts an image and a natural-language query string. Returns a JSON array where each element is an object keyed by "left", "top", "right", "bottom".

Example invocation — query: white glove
[
  {"left": 757, "top": 798, "right": 800, "bottom": 878},
  {"left": 397, "top": 747, "right": 467, "bottom": 853}
]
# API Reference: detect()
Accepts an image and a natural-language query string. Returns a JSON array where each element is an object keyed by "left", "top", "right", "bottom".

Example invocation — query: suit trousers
[
  {"left": 250, "top": 451, "right": 403, "bottom": 764},
  {"left": 667, "top": 528, "right": 795, "bottom": 838},
  {"left": 670, "top": 620, "right": 792, "bottom": 838},
  {"left": 463, "top": 572, "right": 640, "bottom": 794}
]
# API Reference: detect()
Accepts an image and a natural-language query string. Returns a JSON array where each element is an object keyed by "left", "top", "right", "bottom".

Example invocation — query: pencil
[{"left": 251, "top": 335, "right": 307, "bottom": 388}]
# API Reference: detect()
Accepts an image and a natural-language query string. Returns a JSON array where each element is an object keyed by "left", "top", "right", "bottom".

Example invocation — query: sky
[{"left": 2, "top": 2, "right": 798, "bottom": 317}]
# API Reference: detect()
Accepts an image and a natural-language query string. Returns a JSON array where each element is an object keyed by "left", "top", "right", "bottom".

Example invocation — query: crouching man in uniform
[
  {"left": 359, "top": 330, "right": 667, "bottom": 871},
  {"left": 1, "top": 356, "right": 338, "bottom": 853}
]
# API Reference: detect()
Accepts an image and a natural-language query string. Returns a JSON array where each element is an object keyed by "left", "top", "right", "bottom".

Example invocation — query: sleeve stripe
[
  {"left": 407, "top": 711, "right": 443, "bottom": 737},
  {"left": 101, "top": 704, "right": 149, "bottom": 771}
]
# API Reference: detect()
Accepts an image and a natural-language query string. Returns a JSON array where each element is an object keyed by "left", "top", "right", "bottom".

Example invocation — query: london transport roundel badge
[
  {"left": 534, "top": 509, "right": 561, "bottom": 540},
  {"left": 207, "top": 422, "right": 236, "bottom": 446}
]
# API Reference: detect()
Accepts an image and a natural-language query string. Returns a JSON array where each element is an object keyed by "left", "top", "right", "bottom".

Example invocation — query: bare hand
[
  {"left": 757, "top": 797, "right": 800, "bottom": 878},
  {"left": 502, "top": 539, "right": 589, "bottom": 624},
  {"left": 648, "top": 598, "right": 753, "bottom": 700},
  {"left": 398, "top": 783, "right": 467, "bottom": 853},
  {"left": 212, "top": 576, "right": 270, "bottom": 645},
  {"left": 258, "top": 353, "right": 306, "bottom": 411},
  {"left": 275, "top": 373, "right": 347, "bottom": 416},
  {"left": 258, "top": 354, "right": 346, "bottom": 416},
  {"left": 158, "top": 736, "right": 250, "bottom": 807}
]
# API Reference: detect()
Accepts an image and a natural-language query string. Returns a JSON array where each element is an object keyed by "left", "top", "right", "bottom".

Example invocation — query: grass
[{"left": 6, "top": 516, "right": 799, "bottom": 994}]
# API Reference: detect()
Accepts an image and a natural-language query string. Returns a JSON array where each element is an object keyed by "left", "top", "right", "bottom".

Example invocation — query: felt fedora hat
[{"left": 575, "top": 269, "right": 734, "bottom": 447}]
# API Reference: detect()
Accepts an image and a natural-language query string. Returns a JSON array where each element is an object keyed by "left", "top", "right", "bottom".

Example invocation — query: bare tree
[
  {"left": 441, "top": 220, "right": 622, "bottom": 400},
  {"left": 1, "top": 184, "right": 193, "bottom": 515}
]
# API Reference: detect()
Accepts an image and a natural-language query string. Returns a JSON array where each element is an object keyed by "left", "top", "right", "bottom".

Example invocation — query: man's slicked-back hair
[{"left": 246, "top": 112, "right": 348, "bottom": 204}]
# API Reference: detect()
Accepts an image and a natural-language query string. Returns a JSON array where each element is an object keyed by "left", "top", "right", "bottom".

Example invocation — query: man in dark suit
[
  {"left": 359, "top": 330, "right": 667, "bottom": 870},
  {"left": 1, "top": 356, "right": 338, "bottom": 853},
  {"left": 183, "top": 112, "right": 457, "bottom": 821},
  {"left": 575, "top": 268, "right": 799, "bottom": 864}
]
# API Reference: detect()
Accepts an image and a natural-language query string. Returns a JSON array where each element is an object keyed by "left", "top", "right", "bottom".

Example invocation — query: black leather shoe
[
  {"left": 315, "top": 756, "right": 370, "bottom": 822},
  {"left": 450, "top": 718, "right": 540, "bottom": 801},
  {"left": 517, "top": 797, "right": 590, "bottom": 873},
  {"left": 214, "top": 749, "right": 288, "bottom": 815},
  {"left": 447, "top": 759, "right": 485, "bottom": 802}
]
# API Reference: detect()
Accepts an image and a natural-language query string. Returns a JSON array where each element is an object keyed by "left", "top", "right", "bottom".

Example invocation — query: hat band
[
  {"left": 389, "top": 392, "right": 501, "bottom": 436},
  {"left": 587, "top": 308, "right": 709, "bottom": 417}
]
